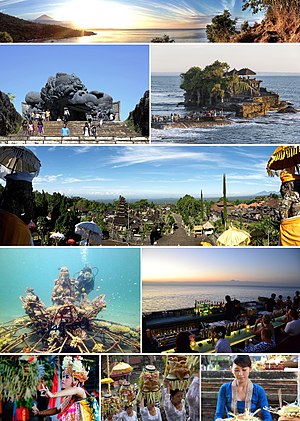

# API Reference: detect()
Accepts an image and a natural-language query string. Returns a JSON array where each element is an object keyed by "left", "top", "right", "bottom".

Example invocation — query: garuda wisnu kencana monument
[{"left": 23, "top": 72, "right": 119, "bottom": 121}]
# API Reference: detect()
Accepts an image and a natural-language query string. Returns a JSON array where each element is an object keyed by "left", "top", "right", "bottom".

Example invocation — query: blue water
[
  {"left": 142, "top": 282, "right": 298, "bottom": 312},
  {"left": 151, "top": 75, "right": 300, "bottom": 143},
  {"left": 51, "top": 28, "right": 208, "bottom": 43},
  {"left": 0, "top": 248, "right": 140, "bottom": 328}
]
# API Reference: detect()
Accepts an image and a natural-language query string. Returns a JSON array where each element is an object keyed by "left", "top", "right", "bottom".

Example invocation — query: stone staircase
[{"left": 0, "top": 121, "right": 149, "bottom": 144}]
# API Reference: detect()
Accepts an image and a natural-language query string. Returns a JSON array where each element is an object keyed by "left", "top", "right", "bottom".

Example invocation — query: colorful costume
[
  {"left": 214, "top": 381, "right": 271, "bottom": 421},
  {"left": 59, "top": 396, "right": 99, "bottom": 421}
]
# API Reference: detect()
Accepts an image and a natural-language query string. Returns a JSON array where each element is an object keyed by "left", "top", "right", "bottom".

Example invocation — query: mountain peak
[{"left": 35, "top": 14, "right": 55, "bottom": 21}]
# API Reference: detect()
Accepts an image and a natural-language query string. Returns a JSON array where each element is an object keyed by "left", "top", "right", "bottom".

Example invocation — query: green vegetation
[
  {"left": 206, "top": 10, "right": 238, "bottom": 42},
  {"left": 151, "top": 34, "right": 175, "bottom": 43},
  {"left": 0, "top": 31, "right": 13, "bottom": 42},
  {"left": 242, "top": 0, "right": 300, "bottom": 15},
  {"left": 207, "top": 1, "right": 300, "bottom": 43},
  {"left": 180, "top": 60, "right": 250, "bottom": 107}
]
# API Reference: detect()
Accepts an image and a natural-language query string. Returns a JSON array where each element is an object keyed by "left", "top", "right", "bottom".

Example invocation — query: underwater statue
[{"left": 52, "top": 266, "right": 77, "bottom": 305}]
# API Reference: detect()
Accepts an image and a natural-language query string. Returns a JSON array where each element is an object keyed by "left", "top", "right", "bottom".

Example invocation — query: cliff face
[
  {"left": 127, "top": 91, "right": 149, "bottom": 136},
  {"left": 0, "top": 91, "right": 22, "bottom": 136},
  {"left": 234, "top": 10, "right": 300, "bottom": 43}
]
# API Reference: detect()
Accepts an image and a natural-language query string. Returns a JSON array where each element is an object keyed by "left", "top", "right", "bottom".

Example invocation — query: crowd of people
[
  {"left": 151, "top": 110, "right": 225, "bottom": 123},
  {"left": 102, "top": 358, "right": 199, "bottom": 421},
  {"left": 20, "top": 107, "right": 116, "bottom": 138},
  {"left": 211, "top": 291, "right": 300, "bottom": 353}
]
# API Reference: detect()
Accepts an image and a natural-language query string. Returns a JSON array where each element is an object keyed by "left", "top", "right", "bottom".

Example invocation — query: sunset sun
[{"left": 57, "top": 0, "right": 138, "bottom": 28}]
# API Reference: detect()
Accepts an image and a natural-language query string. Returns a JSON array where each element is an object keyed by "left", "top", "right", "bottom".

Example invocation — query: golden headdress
[{"left": 62, "top": 356, "right": 89, "bottom": 384}]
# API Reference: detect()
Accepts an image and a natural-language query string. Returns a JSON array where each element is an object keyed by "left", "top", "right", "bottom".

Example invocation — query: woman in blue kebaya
[{"left": 214, "top": 355, "right": 271, "bottom": 421}]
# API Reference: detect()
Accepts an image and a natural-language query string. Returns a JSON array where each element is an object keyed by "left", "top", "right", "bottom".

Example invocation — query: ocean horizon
[
  {"left": 142, "top": 281, "right": 299, "bottom": 312},
  {"left": 151, "top": 74, "right": 300, "bottom": 143},
  {"left": 51, "top": 27, "right": 208, "bottom": 43}
]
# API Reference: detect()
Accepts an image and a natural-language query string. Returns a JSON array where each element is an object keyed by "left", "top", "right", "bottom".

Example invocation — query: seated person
[
  {"left": 284, "top": 309, "right": 300, "bottom": 337},
  {"left": 214, "top": 355, "right": 271, "bottom": 421},
  {"left": 252, "top": 315, "right": 275, "bottom": 339},
  {"left": 243, "top": 328, "right": 275, "bottom": 353},
  {"left": 212, "top": 326, "right": 232, "bottom": 353}
]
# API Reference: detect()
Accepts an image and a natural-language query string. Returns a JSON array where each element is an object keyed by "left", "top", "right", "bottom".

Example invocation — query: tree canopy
[{"left": 206, "top": 10, "right": 238, "bottom": 42}]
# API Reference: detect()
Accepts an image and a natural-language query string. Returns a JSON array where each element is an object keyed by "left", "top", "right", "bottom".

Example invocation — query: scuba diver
[{"left": 75, "top": 265, "right": 97, "bottom": 296}]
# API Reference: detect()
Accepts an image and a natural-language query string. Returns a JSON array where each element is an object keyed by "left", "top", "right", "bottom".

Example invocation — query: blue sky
[
  {"left": 142, "top": 248, "right": 300, "bottom": 284},
  {"left": 0, "top": 45, "right": 149, "bottom": 121},
  {"left": 0, "top": 146, "right": 280, "bottom": 200},
  {"left": 0, "top": 0, "right": 260, "bottom": 28}
]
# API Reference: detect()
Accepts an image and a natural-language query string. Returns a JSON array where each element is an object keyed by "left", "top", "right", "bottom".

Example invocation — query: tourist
[
  {"left": 140, "top": 397, "right": 162, "bottom": 421},
  {"left": 118, "top": 405, "right": 138, "bottom": 421},
  {"left": 214, "top": 355, "right": 271, "bottom": 421},
  {"left": 61, "top": 123, "right": 70, "bottom": 137},
  {"left": 265, "top": 293, "right": 276, "bottom": 312},
  {"left": 32, "top": 356, "right": 99, "bottom": 420},
  {"left": 83, "top": 122, "right": 90, "bottom": 136},
  {"left": 284, "top": 309, "right": 300, "bottom": 336},
  {"left": 163, "top": 380, "right": 186, "bottom": 421},
  {"left": 37, "top": 120, "right": 44, "bottom": 135},
  {"left": 243, "top": 328, "right": 275, "bottom": 353},
  {"left": 21, "top": 119, "right": 28, "bottom": 135},
  {"left": 0, "top": 172, "right": 34, "bottom": 246},
  {"left": 293, "top": 291, "right": 300, "bottom": 309},
  {"left": 63, "top": 107, "right": 70, "bottom": 122},
  {"left": 252, "top": 314, "right": 275, "bottom": 339},
  {"left": 91, "top": 125, "right": 97, "bottom": 137},
  {"left": 212, "top": 325, "right": 232, "bottom": 353},
  {"left": 86, "top": 113, "right": 93, "bottom": 124},
  {"left": 276, "top": 295, "right": 284, "bottom": 309},
  {"left": 27, "top": 120, "right": 35, "bottom": 136},
  {"left": 45, "top": 109, "right": 51, "bottom": 121},
  {"left": 285, "top": 296, "right": 293, "bottom": 310},
  {"left": 175, "top": 331, "right": 197, "bottom": 353},
  {"left": 224, "top": 295, "right": 236, "bottom": 321}
]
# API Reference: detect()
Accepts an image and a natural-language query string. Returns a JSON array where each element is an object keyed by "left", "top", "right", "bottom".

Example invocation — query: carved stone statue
[{"left": 24, "top": 72, "right": 114, "bottom": 121}]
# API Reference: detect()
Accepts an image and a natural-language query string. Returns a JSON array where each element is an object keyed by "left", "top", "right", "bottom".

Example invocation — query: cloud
[
  {"left": 108, "top": 146, "right": 222, "bottom": 168},
  {"left": 33, "top": 174, "right": 63, "bottom": 184},
  {"left": 72, "top": 146, "right": 93, "bottom": 154}
]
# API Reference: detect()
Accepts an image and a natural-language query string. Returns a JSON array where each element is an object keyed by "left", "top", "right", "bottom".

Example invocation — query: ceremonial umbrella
[
  {"left": 110, "top": 362, "right": 133, "bottom": 377},
  {"left": 75, "top": 221, "right": 103, "bottom": 245},
  {"left": 0, "top": 146, "right": 41, "bottom": 176},
  {"left": 217, "top": 227, "right": 251, "bottom": 246},
  {"left": 101, "top": 378, "right": 115, "bottom": 385},
  {"left": 50, "top": 232, "right": 65, "bottom": 245},
  {"left": 267, "top": 146, "right": 300, "bottom": 176}
]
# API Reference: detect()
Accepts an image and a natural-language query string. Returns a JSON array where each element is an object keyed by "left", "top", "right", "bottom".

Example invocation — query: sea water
[
  {"left": 142, "top": 282, "right": 298, "bottom": 313},
  {"left": 50, "top": 28, "right": 208, "bottom": 43},
  {"left": 0, "top": 248, "right": 140, "bottom": 328},
  {"left": 151, "top": 75, "right": 300, "bottom": 143}
]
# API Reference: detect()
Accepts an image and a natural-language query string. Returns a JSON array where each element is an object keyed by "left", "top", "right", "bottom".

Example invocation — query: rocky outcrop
[
  {"left": 0, "top": 91, "right": 22, "bottom": 135},
  {"left": 278, "top": 106, "right": 299, "bottom": 114},
  {"left": 233, "top": 11, "right": 300, "bottom": 43},
  {"left": 235, "top": 102, "right": 267, "bottom": 118},
  {"left": 127, "top": 91, "right": 149, "bottom": 136}
]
